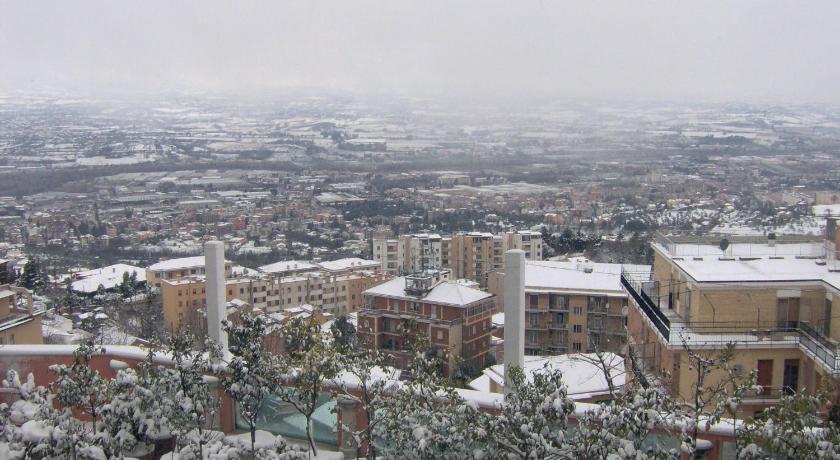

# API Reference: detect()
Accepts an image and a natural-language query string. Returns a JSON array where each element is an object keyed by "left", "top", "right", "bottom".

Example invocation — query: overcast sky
[{"left": 1, "top": 0, "right": 838, "bottom": 103}]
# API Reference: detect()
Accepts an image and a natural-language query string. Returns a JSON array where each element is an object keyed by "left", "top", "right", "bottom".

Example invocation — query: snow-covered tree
[
  {"left": 374, "top": 339, "right": 485, "bottom": 458},
  {"left": 482, "top": 363, "right": 576, "bottom": 458},
  {"left": 222, "top": 313, "right": 286, "bottom": 458},
  {"left": 333, "top": 348, "right": 399, "bottom": 460},
  {"left": 276, "top": 316, "right": 340, "bottom": 456},
  {"left": 97, "top": 366, "right": 161, "bottom": 457},
  {"left": 19, "top": 259, "right": 47, "bottom": 293},
  {"left": 739, "top": 389, "right": 840, "bottom": 459},
  {"left": 678, "top": 341, "right": 751, "bottom": 458},
  {"left": 48, "top": 341, "right": 110, "bottom": 430},
  {"left": 3, "top": 369, "right": 103, "bottom": 459},
  {"left": 151, "top": 332, "right": 222, "bottom": 458},
  {"left": 573, "top": 386, "right": 681, "bottom": 459}
]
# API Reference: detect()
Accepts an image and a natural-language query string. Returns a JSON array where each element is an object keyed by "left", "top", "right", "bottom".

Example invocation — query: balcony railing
[
  {"left": 620, "top": 269, "right": 840, "bottom": 376},
  {"left": 742, "top": 386, "right": 792, "bottom": 403}
]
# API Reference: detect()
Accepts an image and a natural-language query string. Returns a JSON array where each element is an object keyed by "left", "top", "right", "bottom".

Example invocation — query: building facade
[
  {"left": 161, "top": 271, "right": 388, "bottom": 333},
  {"left": 0, "top": 284, "right": 43, "bottom": 345},
  {"left": 358, "top": 272, "right": 496, "bottom": 376},
  {"left": 623, "top": 227, "right": 840, "bottom": 416},
  {"left": 488, "top": 259, "right": 649, "bottom": 356},
  {"left": 373, "top": 231, "right": 543, "bottom": 286}
]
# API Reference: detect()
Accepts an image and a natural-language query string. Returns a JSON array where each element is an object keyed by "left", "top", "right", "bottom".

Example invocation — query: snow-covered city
[{"left": 1, "top": 1, "right": 840, "bottom": 459}]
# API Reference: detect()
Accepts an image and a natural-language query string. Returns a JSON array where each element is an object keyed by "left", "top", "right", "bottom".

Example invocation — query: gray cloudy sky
[{"left": 1, "top": 0, "right": 838, "bottom": 102}]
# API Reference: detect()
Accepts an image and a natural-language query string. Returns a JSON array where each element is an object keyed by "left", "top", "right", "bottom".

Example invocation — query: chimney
[
  {"left": 204, "top": 241, "right": 228, "bottom": 350},
  {"left": 503, "top": 249, "right": 526, "bottom": 395}
]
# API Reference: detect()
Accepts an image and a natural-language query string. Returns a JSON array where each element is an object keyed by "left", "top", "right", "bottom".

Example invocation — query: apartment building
[
  {"left": 161, "top": 270, "right": 388, "bottom": 333},
  {"left": 623, "top": 226, "right": 840, "bottom": 416},
  {"left": 372, "top": 233, "right": 443, "bottom": 275},
  {"left": 146, "top": 256, "right": 233, "bottom": 288},
  {"left": 0, "top": 284, "right": 43, "bottom": 345},
  {"left": 358, "top": 271, "right": 496, "bottom": 376},
  {"left": 488, "top": 259, "right": 650, "bottom": 356},
  {"left": 372, "top": 231, "right": 543, "bottom": 286}
]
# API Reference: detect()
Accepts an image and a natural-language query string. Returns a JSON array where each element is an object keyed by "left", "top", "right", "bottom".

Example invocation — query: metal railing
[
  {"left": 654, "top": 232, "right": 826, "bottom": 258},
  {"left": 620, "top": 270, "right": 671, "bottom": 340}
]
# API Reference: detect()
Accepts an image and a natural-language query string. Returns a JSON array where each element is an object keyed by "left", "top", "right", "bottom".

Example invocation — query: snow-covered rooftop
[
  {"left": 317, "top": 258, "right": 380, "bottom": 273},
  {"left": 524, "top": 260, "right": 650, "bottom": 296},
  {"left": 70, "top": 264, "right": 146, "bottom": 294},
  {"left": 654, "top": 242, "right": 840, "bottom": 290},
  {"left": 470, "top": 352, "right": 625, "bottom": 400},
  {"left": 257, "top": 260, "right": 318, "bottom": 275},
  {"left": 363, "top": 277, "right": 493, "bottom": 307},
  {"left": 147, "top": 256, "right": 208, "bottom": 272}
]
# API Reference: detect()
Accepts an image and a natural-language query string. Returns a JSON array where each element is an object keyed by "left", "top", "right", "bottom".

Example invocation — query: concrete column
[
  {"left": 336, "top": 395, "right": 360, "bottom": 457},
  {"left": 205, "top": 241, "right": 228, "bottom": 351},
  {"left": 503, "top": 249, "right": 526, "bottom": 394}
]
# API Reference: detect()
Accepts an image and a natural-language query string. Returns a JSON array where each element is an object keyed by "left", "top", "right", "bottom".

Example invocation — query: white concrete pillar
[
  {"left": 503, "top": 249, "right": 526, "bottom": 394},
  {"left": 204, "top": 241, "right": 228, "bottom": 350}
]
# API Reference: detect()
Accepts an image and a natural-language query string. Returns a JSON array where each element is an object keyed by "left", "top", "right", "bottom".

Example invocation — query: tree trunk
[
  {"left": 251, "top": 424, "right": 257, "bottom": 459},
  {"left": 306, "top": 416, "right": 318, "bottom": 455}
]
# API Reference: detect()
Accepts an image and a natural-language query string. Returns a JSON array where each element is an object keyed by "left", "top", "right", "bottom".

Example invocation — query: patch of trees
[{"left": 3, "top": 317, "right": 840, "bottom": 459}]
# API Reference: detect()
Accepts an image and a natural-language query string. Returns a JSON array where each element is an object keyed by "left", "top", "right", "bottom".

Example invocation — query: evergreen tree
[
  {"left": 19, "top": 259, "right": 46, "bottom": 293},
  {"left": 330, "top": 314, "right": 357, "bottom": 353}
]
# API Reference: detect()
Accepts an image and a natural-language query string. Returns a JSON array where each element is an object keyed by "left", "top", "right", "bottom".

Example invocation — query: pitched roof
[{"left": 363, "top": 277, "right": 492, "bottom": 307}]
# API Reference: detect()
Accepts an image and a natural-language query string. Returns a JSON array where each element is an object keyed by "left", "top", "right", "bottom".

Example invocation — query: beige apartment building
[
  {"left": 146, "top": 255, "right": 233, "bottom": 288},
  {"left": 0, "top": 284, "right": 43, "bottom": 345},
  {"left": 489, "top": 259, "right": 649, "bottom": 356},
  {"left": 373, "top": 231, "right": 543, "bottom": 287},
  {"left": 161, "top": 271, "right": 388, "bottom": 333},
  {"left": 623, "top": 224, "right": 840, "bottom": 416}
]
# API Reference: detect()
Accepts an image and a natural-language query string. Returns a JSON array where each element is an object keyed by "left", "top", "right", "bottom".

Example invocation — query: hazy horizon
[{"left": 2, "top": 0, "right": 839, "bottom": 104}]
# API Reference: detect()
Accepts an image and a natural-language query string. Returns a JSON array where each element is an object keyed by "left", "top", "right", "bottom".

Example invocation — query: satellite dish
[{"left": 719, "top": 238, "right": 730, "bottom": 253}]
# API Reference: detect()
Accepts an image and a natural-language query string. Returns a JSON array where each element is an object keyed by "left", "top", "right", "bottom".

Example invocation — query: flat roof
[
  {"left": 258, "top": 260, "right": 319, "bottom": 275},
  {"left": 654, "top": 242, "right": 840, "bottom": 291},
  {"left": 525, "top": 260, "right": 650, "bottom": 296},
  {"left": 317, "top": 258, "right": 380, "bottom": 272},
  {"left": 148, "top": 256, "right": 208, "bottom": 271}
]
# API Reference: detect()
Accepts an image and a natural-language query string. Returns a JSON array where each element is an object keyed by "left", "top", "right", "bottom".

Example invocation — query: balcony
[
  {"left": 620, "top": 269, "right": 840, "bottom": 376},
  {"left": 549, "top": 303, "right": 569, "bottom": 312},
  {"left": 742, "top": 386, "right": 793, "bottom": 404}
]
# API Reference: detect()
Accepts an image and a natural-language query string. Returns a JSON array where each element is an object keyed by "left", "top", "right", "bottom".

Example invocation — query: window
[
  {"left": 572, "top": 324, "right": 583, "bottom": 333},
  {"left": 529, "top": 295, "right": 539, "bottom": 308},
  {"left": 410, "top": 302, "right": 420, "bottom": 312},
  {"left": 573, "top": 307, "right": 583, "bottom": 315},
  {"left": 437, "top": 329, "right": 444, "bottom": 340},
  {"left": 529, "top": 314, "right": 540, "bottom": 328},
  {"left": 526, "top": 330, "right": 539, "bottom": 345},
  {"left": 572, "top": 342, "right": 582, "bottom": 351},
  {"left": 588, "top": 296, "right": 607, "bottom": 311}
]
